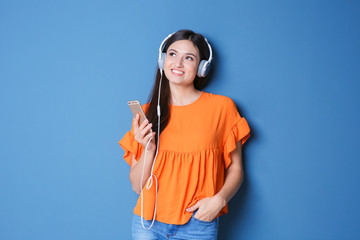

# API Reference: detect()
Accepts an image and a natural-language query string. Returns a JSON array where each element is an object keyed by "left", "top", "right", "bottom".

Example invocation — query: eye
[
  {"left": 169, "top": 52, "right": 176, "bottom": 57},
  {"left": 185, "top": 56, "right": 194, "bottom": 61}
]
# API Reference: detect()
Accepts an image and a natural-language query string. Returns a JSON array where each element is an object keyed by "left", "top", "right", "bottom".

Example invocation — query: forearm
[
  {"left": 129, "top": 149, "right": 155, "bottom": 194},
  {"left": 215, "top": 166, "right": 244, "bottom": 206},
  {"left": 215, "top": 141, "right": 244, "bottom": 206},
  {"left": 186, "top": 162, "right": 244, "bottom": 221}
]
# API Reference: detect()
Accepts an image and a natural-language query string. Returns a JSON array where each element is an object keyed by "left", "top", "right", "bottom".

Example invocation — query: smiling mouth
[{"left": 171, "top": 69, "right": 185, "bottom": 75}]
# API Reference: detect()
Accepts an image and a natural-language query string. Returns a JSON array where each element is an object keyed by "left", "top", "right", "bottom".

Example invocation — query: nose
[{"left": 174, "top": 57, "right": 183, "bottom": 67}]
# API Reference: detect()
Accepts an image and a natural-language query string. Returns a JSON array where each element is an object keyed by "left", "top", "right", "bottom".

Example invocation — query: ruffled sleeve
[
  {"left": 119, "top": 103, "right": 149, "bottom": 165},
  {"left": 118, "top": 120, "right": 144, "bottom": 166},
  {"left": 223, "top": 115, "right": 251, "bottom": 169}
]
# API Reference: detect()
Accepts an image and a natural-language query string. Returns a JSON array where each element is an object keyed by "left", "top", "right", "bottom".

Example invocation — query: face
[{"left": 163, "top": 40, "right": 200, "bottom": 87}]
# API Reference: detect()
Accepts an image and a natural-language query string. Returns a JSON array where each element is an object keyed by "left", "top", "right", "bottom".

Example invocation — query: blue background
[{"left": 1, "top": 0, "right": 359, "bottom": 239}]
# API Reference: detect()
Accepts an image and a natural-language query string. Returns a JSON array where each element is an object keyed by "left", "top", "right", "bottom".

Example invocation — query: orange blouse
[{"left": 119, "top": 91, "right": 250, "bottom": 225}]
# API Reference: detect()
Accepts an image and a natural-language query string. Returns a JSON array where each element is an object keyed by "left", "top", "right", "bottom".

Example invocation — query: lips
[{"left": 171, "top": 69, "right": 184, "bottom": 76}]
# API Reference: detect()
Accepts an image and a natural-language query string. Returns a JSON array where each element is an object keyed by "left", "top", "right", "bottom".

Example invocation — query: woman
[{"left": 119, "top": 29, "right": 250, "bottom": 239}]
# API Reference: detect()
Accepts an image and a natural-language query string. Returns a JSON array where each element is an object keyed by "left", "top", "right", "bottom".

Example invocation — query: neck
[{"left": 169, "top": 85, "right": 202, "bottom": 106}]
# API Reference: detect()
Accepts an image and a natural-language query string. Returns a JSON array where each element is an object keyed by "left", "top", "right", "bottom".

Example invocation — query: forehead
[{"left": 167, "top": 40, "right": 199, "bottom": 55}]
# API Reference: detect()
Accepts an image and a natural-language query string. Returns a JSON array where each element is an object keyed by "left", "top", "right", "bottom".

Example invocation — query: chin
[{"left": 169, "top": 80, "right": 194, "bottom": 87}]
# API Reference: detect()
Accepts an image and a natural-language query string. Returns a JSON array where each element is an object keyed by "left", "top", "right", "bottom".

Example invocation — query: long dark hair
[{"left": 146, "top": 29, "right": 211, "bottom": 143}]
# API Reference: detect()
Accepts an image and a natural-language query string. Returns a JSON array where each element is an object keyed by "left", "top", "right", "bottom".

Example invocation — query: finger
[
  {"left": 143, "top": 131, "right": 156, "bottom": 143},
  {"left": 186, "top": 202, "right": 200, "bottom": 212},
  {"left": 143, "top": 130, "right": 155, "bottom": 141},
  {"left": 133, "top": 113, "right": 140, "bottom": 130},
  {"left": 140, "top": 123, "right": 153, "bottom": 136},
  {"left": 138, "top": 118, "right": 149, "bottom": 131}
]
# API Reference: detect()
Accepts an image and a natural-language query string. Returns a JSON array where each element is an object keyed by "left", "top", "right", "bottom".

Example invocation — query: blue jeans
[{"left": 132, "top": 212, "right": 219, "bottom": 240}]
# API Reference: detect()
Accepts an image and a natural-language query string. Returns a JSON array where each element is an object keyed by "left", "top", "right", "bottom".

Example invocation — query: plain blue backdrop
[{"left": 1, "top": 0, "right": 360, "bottom": 239}]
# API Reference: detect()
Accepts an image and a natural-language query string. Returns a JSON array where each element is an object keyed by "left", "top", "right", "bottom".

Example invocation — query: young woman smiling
[{"left": 119, "top": 29, "right": 250, "bottom": 240}]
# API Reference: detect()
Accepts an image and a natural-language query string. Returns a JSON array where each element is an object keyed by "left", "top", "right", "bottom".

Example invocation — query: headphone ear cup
[
  {"left": 197, "top": 60, "right": 210, "bottom": 78},
  {"left": 158, "top": 52, "right": 167, "bottom": 70}
]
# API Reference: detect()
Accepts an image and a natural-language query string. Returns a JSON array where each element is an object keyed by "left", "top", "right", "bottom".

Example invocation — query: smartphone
[{"left": 128, "top": 100, "right": 147, "bottom": 125}]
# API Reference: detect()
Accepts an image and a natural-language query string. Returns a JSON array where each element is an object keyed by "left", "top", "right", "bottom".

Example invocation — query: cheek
[
  {"left": 164, "top": 58, "right": 174, "bottom": 69},
  {"left": 163, "top": 61, "right": 171, "bottom": 74},
  {"left": 186, "top": 62, "right": 199, "bottom": 74}
]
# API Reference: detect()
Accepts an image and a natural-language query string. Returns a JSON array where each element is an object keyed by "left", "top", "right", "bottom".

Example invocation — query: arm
[
  {"left": 129, "top": 113, "right": 156, "bottom": 194},
  {"left": 129, "top": 150, "right": 155, "bottom": 194},
  {"left": 186, "top": 141, "right": 244, "bottom": 221},
  {"left": 216, "top": 141, "right": 244, "bottom": 204}
]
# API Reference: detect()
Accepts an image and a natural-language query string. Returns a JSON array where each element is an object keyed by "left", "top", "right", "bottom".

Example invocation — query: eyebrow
[{"left": 168, "top": 49, "right": 198, "bottom": 59}]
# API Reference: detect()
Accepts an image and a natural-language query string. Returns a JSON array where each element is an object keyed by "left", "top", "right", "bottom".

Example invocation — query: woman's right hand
[{"left": 133, "top": 113, "right": 156, "bottom": 152}]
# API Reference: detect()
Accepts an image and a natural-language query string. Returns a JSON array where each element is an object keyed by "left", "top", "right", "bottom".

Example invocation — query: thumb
[{"left": 186, "top": 202, "right": 200, "bottom": 212}]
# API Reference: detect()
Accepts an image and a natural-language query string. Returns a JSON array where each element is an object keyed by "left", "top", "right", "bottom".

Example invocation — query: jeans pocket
[{"left": 191, "top": 214, "right": 216, "bottom": 224}]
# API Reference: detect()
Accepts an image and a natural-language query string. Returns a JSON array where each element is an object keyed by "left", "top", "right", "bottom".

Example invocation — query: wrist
[
  {"left": 144, "top": 146, "right": 156, "bottom": 156},
  {"left": 145, "top": 147, "right": 156, "bottom": 155},
  {"left": 214, "top": 194, "right": 227, "bottom": 208}
]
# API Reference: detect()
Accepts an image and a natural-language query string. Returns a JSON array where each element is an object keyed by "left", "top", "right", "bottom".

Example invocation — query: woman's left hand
[{"left": 186, "top": 195, "right": 227, "bottom": 222}]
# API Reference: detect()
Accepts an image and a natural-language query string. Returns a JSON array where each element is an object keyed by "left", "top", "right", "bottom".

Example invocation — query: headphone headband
[
  {"left": 157, "top": 32, "right": 213, "bottom": 78},
  {"left": 158, "top": 33, "right": 174, "bottom": 64}
]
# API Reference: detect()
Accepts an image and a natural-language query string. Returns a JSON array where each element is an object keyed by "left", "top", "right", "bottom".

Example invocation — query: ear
[
  {"left": 158, "top": 52, "right": 167, "bottom": 70},
  {"left": 197, "top": 60, "right": 210, "bottom": 77}
]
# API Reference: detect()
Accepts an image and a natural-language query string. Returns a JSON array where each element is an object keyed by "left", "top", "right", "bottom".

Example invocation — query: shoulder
[
  {"left": 202, "top": 92, "right": 240, "bottom": 120},
  {"left": 203, "top": 92, "right": 237, "bottom": 108},
  {"left": 202, "top": 92, "right": 241, "bottom": 126}
]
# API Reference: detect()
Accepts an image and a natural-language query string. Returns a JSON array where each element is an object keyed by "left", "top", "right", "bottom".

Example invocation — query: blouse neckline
[{"left": 170, "top": 91, "right": 205, "bottom": 108}]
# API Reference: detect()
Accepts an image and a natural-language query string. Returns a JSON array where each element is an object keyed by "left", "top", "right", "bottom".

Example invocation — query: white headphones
[{"left": 157, "top": 32, "right": 213, "bottom": 78}]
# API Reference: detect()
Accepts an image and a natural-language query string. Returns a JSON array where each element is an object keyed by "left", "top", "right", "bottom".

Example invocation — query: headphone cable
[{"left": 140, "top": 69, "right": 163, "bottom": 230}]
